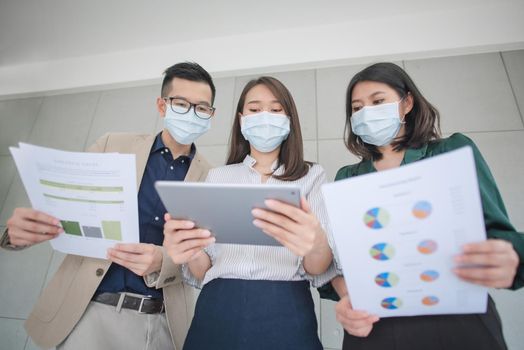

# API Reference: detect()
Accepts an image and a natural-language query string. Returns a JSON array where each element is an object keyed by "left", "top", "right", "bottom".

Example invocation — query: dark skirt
[
  {"left": 183, "top": 278, "right": 322, "bottom": 350},
  {"left": 342, "top": 296, "right": 507, "bottom": 350}
]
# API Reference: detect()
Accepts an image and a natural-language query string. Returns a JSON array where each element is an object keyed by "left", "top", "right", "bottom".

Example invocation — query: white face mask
[
  {"left": 163, "top": 104, "right": 211, "bottom": 145},
  {"left": 350, "top": 100, "right": 405, "bottom": 146},
  {"left": 240, "top": 111, "right": 291, "bottom": 153}
]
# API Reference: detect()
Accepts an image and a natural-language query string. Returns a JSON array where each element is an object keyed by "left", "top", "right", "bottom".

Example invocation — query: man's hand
[
  {"left": 6, "top": 208, "right": 62, "bottom": 247},
  {"left": 107, "top": 243, "right": 163, "bottom": 276}
]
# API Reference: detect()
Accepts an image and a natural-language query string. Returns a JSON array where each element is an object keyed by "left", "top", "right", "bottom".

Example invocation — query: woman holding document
[
  {"left": 163, "top": 76, "right": 337, "bottom": 349},
  {"left": 320, "top": 62, "right": 524, "bottom": 350}
]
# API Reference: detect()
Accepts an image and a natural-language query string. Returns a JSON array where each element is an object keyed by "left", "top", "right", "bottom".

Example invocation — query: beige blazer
[{"left": 0, "top": 133, "right": 212, "bottom": 350}]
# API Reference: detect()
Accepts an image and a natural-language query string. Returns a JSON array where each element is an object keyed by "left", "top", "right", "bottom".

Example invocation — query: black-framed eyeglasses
[{"left": 163, "top": 97, "right": 215, "bottom": 120}]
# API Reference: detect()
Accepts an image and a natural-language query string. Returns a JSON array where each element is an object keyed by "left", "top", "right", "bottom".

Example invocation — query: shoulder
[
  {"left": 335, "top": 162, "right": 364, "bottom": 181},
  {"left": 428, "top": 133, "right": 478, "bottom": 154},
  {"left": 206, "top": 163, "right": 246, "bottom": 183},
  {"left": 87, "top": 132, "right": 153, "bottom": 153}
]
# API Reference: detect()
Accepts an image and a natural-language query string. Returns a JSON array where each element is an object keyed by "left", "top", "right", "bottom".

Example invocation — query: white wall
[{"left": 0, "top": 49, "right": 523, "bottom": 350}]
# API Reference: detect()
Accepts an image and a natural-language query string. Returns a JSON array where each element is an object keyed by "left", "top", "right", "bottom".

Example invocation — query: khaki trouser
[{"left": 57, "top": 301, "right": 173, "bottom": 350}]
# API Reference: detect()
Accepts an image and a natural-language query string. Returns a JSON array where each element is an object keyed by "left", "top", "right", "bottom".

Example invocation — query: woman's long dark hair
[
  {"left": 226, "top": 76, "right": 311, "bottom": 181},
  {"left": 345, "top": 62, "right": 441, "bottom": 160}
]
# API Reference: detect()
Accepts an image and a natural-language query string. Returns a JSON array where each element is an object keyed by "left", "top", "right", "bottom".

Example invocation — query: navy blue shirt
[{"left": 96, "top": 133, "right": 195, "bottom": 299}]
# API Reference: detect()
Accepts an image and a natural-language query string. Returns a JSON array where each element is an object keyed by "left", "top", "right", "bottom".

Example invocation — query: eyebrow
[
  {"left": 171, "top": 95, "right": 211, "bottom": 106},
  {"left": 351, "top": 91, "right": 386, "bottom": 104},
  {"left": 246, "top": 100, "right": 282, "bottom": 105}
]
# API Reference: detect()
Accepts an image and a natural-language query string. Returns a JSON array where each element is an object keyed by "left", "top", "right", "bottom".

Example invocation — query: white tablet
[{"left": 155, "top": 181, "right": 301, "bottom": 246}]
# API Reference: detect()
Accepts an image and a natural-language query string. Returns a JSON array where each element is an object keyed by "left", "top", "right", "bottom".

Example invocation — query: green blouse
[{"left": 319, "top": 133, "right": 524, "bottom": 301}]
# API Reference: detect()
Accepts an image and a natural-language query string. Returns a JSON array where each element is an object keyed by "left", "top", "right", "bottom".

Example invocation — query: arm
[{"left": 448, "top": 134, "right": 522, "bottom": 289}]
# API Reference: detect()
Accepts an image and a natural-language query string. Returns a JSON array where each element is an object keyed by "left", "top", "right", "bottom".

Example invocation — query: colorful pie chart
[
  {"left": 363, "top": 207, "right": 390, "bottom": 229},
  {"left": 417, "top": 239, "right": 438, "bottom": 254},
  {"left": 375, "top": 272, "right": 399, "bottom": 287},
  {"left": 420, "top": 270, "right": 440, "bottom": 282},
  {"left": 370, "top": 243, "right": 395, "bottom": 261},
  {"left": 422, "top": 296, "right": 439, "bottom": 306},
  {"left": 413, "top": 200, "right": 432, "bottom": 219},
  {"left": 381, "top": 297, "right": 402, "bottom": 310}
]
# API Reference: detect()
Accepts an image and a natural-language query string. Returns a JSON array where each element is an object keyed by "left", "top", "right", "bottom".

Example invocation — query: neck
[
  {"left": 250, "top": 147, "right": 280, "bottom": 174},
  {"left": 374, "top": 144, "right": 405, "bottom": 171},
  {"left": 161, "top": 130, "right": 192, "bottom": 158}
]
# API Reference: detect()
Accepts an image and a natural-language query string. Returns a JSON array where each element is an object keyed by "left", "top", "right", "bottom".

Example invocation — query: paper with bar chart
[
  {"left": 322, "top": 147, "right": 487, "bottom": 317},
  {"left": 10, "top": 143, "right": 139, "bottom": 259}
]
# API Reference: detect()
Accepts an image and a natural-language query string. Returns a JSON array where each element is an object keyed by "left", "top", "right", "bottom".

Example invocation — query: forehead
[
  {"left": 167, "top": 77, "right": 213, "bottom": 103},
  {"left": 351, "top": 81, "right": 397, "bottom": 99},
  {"left": 245, "top": 84, "right": 280, "bottom": 103}
]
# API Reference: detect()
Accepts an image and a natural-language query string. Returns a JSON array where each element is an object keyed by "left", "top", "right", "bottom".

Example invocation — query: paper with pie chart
[{"left": 322, "top": 147, "right": 487, "bottom": 317}]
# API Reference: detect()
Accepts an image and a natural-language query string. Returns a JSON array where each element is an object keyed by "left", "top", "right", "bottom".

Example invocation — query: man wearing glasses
[{"left": 1, "top": 62, "right": 216, "bottom": 350}]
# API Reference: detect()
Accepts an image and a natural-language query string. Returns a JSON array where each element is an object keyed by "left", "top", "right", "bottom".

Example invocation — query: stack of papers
[{"left": 10, "top": 143, "right": 139, "bottom": 259}]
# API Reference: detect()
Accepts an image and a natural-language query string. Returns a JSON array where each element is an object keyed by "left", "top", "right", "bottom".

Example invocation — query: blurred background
[{"left": 0, "top": 1, "right": 523, "bottom": 349}]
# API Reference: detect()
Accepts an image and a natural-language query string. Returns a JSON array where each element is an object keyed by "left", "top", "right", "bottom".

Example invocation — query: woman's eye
[
  {"left": 248, "top": 108, "right": 260, "bottom": 113},
  {"left": 352, "top": 106, "right": 362, "bottom": 112},
  {"left": 271, "top": 108, "right": 283, "bottom": 113},
  {"left": 373, "top": 99, "right": 385, "bottom": 105}
]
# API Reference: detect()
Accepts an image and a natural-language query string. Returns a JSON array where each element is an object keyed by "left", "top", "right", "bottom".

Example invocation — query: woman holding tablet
[
  {"left": 319, "top": 62, "right": 523, "bottom": 350},
  {"left": 163, "top": 76, "right": 338, "bottom": 350}
]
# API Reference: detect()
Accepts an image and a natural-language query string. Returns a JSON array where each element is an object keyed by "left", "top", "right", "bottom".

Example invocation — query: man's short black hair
[{"left": 161, "top": 62, "right": 216, "bottom": 103}]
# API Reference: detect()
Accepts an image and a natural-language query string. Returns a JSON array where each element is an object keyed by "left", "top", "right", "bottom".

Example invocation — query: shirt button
[
  {"left": 96, "top": 268, "right": 104, "bottom": 277},
  {"left": 181, "top": 159, "right": 185, "bottom": 164},
  {"left": 165, "top": 148, "right": 169, "bottom": 153},
  {"left": 160, "top": 151, "right": 164, "bottom": 154},
  {"left": 154, "top": 216, "right": 160, "bottom": 221},
  {"left": 170, "top": 166, "right": 174, "bottom": 170}
]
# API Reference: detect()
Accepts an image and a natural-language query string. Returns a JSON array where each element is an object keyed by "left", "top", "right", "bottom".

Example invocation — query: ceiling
[{"left": 0, "top": 0, "right": 485, "bottom": 67}]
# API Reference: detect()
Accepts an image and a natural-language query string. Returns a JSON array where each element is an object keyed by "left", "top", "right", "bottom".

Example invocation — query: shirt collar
[
  {"left": 402, "top": 143, "right": 429, "bottom": 165},
  {"left": 243, "top": 154, "right": 284, "bottom": 175},
  {"left": 151, "top": 133, "right": 196, "bottom": 160}
]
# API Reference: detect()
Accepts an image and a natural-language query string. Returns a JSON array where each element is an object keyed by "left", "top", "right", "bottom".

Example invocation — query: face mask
[
  {"left": 240, "top": 111, "right": 291, "bottom": 153},
  {"left": 350, "top": 100, "right": 405, "bottom": 146},
  {"left": 163, "top": 105, "right": 211, "bottom": 145}
]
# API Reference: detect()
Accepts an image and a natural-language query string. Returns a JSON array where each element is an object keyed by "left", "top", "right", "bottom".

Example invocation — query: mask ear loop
[{"left": 398, "top": 93, "right": 410, "bottom": 124}]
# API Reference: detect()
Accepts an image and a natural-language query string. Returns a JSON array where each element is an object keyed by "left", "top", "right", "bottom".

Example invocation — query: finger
[
  {"left": 113, "top": 243, "right": 148, "bottom": 254},
  {"left": 163, "top": 219, "right": 196, "bottom": 232},
  {"left": 108, "top": 255, "right": 144, "bottom": 271},
  {"left": 252, "top": 209, "right": 302, "bottom": 234},
  {"left": 256, "top": 222, "right": 305, "bottom": 249},
  {"left": 166, "top": 229, "right": 212, "bottom": 244},
  {"left": 455, "top": 252, "right": 506, "bottom": 267},
  {"left": 173, "top": 247, "right": 206, "bottom": 263},
  {"left": 16, "top": 219, "right": 62, "bottom": 235},
  {"left": 263, "top": 199, "right": 308, "bottom": 223},
  {"left": 453, "top": 266, "right": 505, "bottom": 282},
  {"left": 300, "top": 196, "right": 312, "bottom": 214},
  {"left": 15, "top": 208, "right": 60, "bottom": 226},
  {"left": 265, "top": 231, "right": 305, "bottom": 255},
  {"left": 11, "top": 230, "right": 58, "bottom": 244},
  {"left": 107, "top": 249, "right": 144, "bottom": 263},
  {"left": 9, "top": 237, "right": 35, "bottom": 247},
  {"left": 174, "top": 237, "right": 215, "bottom": 254},
  {"left": 340, "top": 316, "right": 378, "bottom": 329},
  {"left": 462, "top": 240, "right": 512, "bottom": 254}
]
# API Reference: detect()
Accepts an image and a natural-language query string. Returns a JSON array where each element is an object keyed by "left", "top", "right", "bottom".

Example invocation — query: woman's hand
[
  {"left": 252, "top": 197, "right": 328, "bottom": 254},
  {"left": 454, "top": 239, "right": 519, "bottom": 288},
  {"left": 336, "top": 294, "right": 380, "bottom": 337},
  {"left": 162, "top": 213, "right": 215, "bottom": 265}
]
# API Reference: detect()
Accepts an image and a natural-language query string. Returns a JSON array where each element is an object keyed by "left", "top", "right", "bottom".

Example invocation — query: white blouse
[{"left": 182, "top": 155, "right": 340, "bottom": 288}]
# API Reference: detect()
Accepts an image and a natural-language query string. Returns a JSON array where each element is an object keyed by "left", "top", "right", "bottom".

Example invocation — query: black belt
[{"left": 93, "top": 292, "right": 165, "bottom": 314}]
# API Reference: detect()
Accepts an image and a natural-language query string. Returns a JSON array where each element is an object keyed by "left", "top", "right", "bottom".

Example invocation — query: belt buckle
[{"left": 116, "top": 292, "right": 152, "bottom": 313}]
